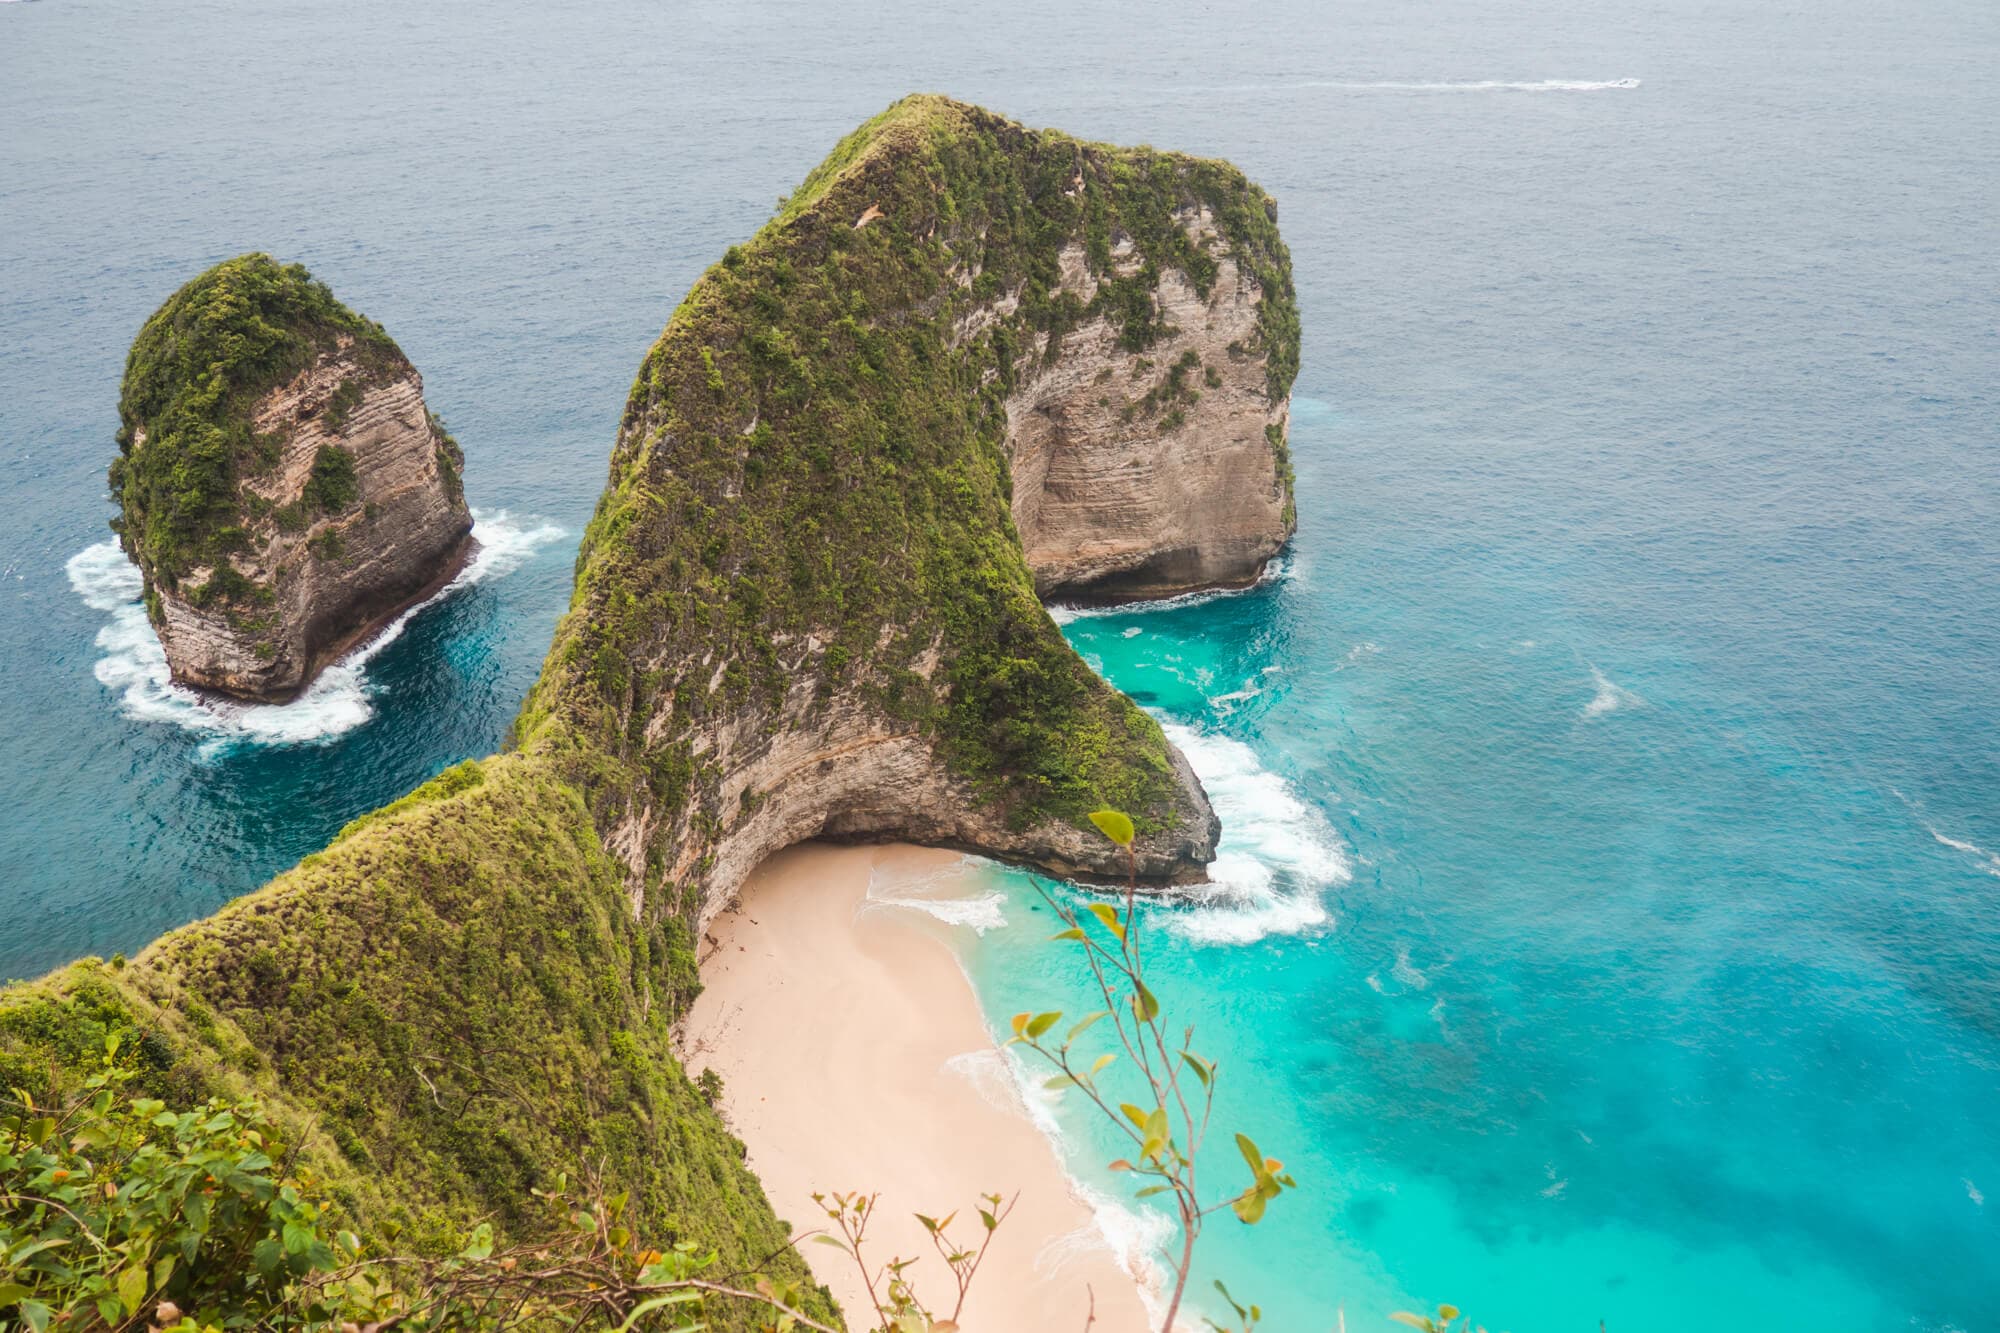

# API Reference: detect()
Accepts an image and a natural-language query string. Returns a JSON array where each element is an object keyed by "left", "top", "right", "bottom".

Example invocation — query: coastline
[{"left": 678, "top": 842, "right": 1153, "bottom": 1331}]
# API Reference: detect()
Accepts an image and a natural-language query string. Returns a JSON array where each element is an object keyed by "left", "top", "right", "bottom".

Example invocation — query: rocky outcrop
[
  {"left": 112, "top": 255, "right": 472, "bottom": 702},
  {"left": 520, "top": 95, "right": 1298, "bottom": 923},
  {"left": 1007, "top": 226, "right": 1293, "bottom": 601}
]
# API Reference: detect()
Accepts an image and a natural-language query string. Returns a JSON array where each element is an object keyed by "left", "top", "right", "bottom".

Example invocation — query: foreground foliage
[{"left": 0, "top": 755, "right": 829, "bottom": 1331}]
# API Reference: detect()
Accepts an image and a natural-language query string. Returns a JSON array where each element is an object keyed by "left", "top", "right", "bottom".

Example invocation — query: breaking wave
[
  {"left": 1302, "top": 77, "right": 1641, "bottom": 93},
  {"left": 1583, "top": 666, "right": 1643, "bottom": 718},
  {"left": 1159, "top": 722, "right": 1349, "bottom": 943},
  {"left": 1928, "top": 827, "right": 2000, "bottom": 879},
  {"left": 1046, "top": 555, "right": 1294, "bottom": 625},
  {"left": 66, "top": 509, "right": 563, "bottom": 750},
  {"left": 864, "top": 856, "right": 1009, "bottom": 932}
]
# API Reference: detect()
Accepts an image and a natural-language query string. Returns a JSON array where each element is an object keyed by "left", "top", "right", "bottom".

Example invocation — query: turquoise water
[{"left": 4, "top": 0, "right": 1997, "bottom": 1327}]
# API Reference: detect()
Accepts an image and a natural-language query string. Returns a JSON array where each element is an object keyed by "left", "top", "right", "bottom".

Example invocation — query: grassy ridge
[
  {"left": 0, "top": 756, "right": 829, "bottom": 1325},
  {"left": 6, "top": 95, "right": 1297, "bottom": 1326},
  {"left": 520, "top": 95, "right": 1297, "bottom": 904}
]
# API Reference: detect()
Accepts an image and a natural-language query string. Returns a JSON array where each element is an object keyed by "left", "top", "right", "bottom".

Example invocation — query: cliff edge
[
  {"left": 111, "top": 254, "right": 474, "bottom": 701},
  {"left": 518, "top": 94, "right": 1298, "bottom": 920},
  {"left": 4, "top": 97, "right": 1297, "bottom": 1322}
]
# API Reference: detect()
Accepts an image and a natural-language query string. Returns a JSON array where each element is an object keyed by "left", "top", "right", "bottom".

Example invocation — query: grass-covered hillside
[
  {"left": 518, "top": 93, "right": 1297, "bottom": 908},
  {"left": 4, "top": 95, "right": 1294, "bottom": 1329}
]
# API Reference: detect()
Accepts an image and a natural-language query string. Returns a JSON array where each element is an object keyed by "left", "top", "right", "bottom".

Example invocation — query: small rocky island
[{"left": 111, "top": 254, "right": 473, "bottom": 701}]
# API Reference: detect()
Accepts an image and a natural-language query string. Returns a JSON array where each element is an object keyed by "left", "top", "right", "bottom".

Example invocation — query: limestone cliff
[
  {"left": 2, "top": 97, "right": 1300, "bottom": 1321},
  {"left": 112, "top": 254, "right": 473, "bottom": 702},
  {"left": 517, "top": 94, "right": 1298, "bottom": 921},
  {"left": 1008, "top": 225, "right": 1295, "bottom": 601}
]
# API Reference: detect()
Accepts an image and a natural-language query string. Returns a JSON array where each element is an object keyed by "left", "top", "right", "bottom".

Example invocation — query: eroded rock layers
[
  {"left": 112, "top": 254, "right": 473, "bottom": 701},
  {"left": 519, "top": 94, "right": 1298, "bottom": 920}
]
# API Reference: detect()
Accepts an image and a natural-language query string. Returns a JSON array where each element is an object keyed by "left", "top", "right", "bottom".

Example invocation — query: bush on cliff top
[{"left": 110, "top": 253, "right": 404, "bottom": 591}]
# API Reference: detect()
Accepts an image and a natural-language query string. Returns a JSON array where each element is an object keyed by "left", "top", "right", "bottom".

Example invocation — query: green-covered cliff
[
  {"left": 112, "top": 254, "right": 473, "bottom": 701},
  {"left": 4, "top": 95, "right": 1296, "bottom": 1329}
]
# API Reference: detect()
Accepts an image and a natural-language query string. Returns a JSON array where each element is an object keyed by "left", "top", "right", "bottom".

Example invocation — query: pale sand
[{"left": 678, "top": 841, "right": 1153, "bottom": 1332}]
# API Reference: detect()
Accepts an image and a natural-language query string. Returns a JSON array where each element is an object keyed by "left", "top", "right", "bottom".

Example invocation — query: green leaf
[
  {"left": 1132, "top": 977, "right": 1160, "bottom": 1023},
  {"left": 1120, "top": 1103, "right": 1150, "bottom": 1130},
  {"left": 0, "top": 1282, "right": 30, "bottom": 1306},
  {"left": 1064, "top": 1011, "right": 1109, "bottom": 1044},
  {"left": 116, "top": 1262, "right": 146, "bottom": 1316},
  {"left": 1087, "top": 809, "right": 1136, "bottom": 847},
  {"left": 616, "top": 1290, "right": 703, "bottom": 1331},
  {"left": 19, "top": 1299, "right": 53, "bottom": 1333},
  {"left": 1231, "top": 1188, "right": 1269, "bottom": 1224},
  {"left": 1043, "top": 1074, "right": 1078, "bottom": 1090},
  {"left": 1090, "top": 1053, "right": 1118, "bottom": 1077},
  {"left": 1134, "top": 1184, "right": 1173, "bottom": 1198},
  {"left": 1180, "top": 1050, "right": 1211, "bottom": 1086},
  {"left": 1087, "top": 902, "right": 1126, "bottom": 941},
  {"left": 1050, "top": 927, "right": 1089, "bottom": 942},
  {"left": 1024, "top": 1011, "right": 1063, "bottom": 1040},
  {"left": 1236, "top": 1132, "right": 1265, "bottom": 1177}
]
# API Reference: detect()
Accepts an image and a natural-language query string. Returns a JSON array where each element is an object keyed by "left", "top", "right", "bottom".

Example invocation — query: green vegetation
[
  {"left": 1, "top": 754, "right": 830, "bottom": 1330},
  {"left": 301, "top": 445, "right": 358, "bottom": 515},
  {"left": 110, "top": 253, "right": 404, "bottom": 598},
  {"left": 520, "top": 94, "right": 1297, "bottom": 903},
  {"left": 9, "top": 97, "right": 1303, "bottom": 1333},
  {"left": 1008, "top": 810, "right": 1295, "bottom": 1332}
]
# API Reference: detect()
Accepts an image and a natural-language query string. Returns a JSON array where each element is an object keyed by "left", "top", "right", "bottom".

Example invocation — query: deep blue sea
[{"left": 3, "top": 0, "right": 1996, "bottom": 1328}]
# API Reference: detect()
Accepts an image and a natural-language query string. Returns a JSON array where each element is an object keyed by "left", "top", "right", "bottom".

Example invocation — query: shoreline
[{"left": 678, "top": 842, "right": 1154, "bottom": 1331}]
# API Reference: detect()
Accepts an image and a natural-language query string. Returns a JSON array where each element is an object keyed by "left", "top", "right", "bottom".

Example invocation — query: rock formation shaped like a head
[
  {"left": 517, "top": 96, "right": 1298, "bottom": 916},
  {"left": 112, "top": 254, "right": 473, "bottom": 702}
]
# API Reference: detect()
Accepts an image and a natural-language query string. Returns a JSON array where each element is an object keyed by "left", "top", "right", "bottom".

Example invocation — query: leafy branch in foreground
[
  {"left": 807, "top": 1189, "right": 1015, "bottom": 1333},
  {"left": 0, "top": 1039, "right": 833, "bottom": 1333},
  {"left": 1004, "top": 807, "right": 1296, "bottom": 1332}
]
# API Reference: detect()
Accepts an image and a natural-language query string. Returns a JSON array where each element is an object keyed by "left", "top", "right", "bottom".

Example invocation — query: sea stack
[{"left": 111, "top": 254, "right": 473, "bottom": 702}]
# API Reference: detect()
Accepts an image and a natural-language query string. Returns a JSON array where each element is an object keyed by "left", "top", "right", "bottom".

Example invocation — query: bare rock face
[
  {"left": 1007, "top": 223, "right": 1295, "bottom": 602},
  {"left": 112, "top": 255, "right": 473, "bottom": 702},
  {"left": 520, "top": 97, "right": 1298, "bottom": 926}
]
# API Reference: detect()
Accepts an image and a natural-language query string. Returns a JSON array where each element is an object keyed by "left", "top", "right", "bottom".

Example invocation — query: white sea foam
[
  {"left": 1046, "top": 555, "right": 1294, "bottom": 625},
  {"left": 1392, "top": 945, "right": 1430, "bottom": 991},
  {"left": 1159, "top": 722, "right": 1349, "bottom": 944},
  {"left": 1303, "top": 77, "right": 1640, "bottom": 93},
  {"left": 1339, "top": 640, "right": 1382, "bottom": 668},
  {"left": 974, "top": 1043, "right": 1178, "bottom": 1311},
  {"left": 1967, "top": 1179, "right": 1986, "bottom": 1208},
  {"left": 66, "top": 509, "right": 563, "bottom": 750},
  {"left": 862, "top": 856, "right": 1009, "bottom": 932},
  {"left": 1928, "top": 828, "right": 2000, "bottom": 878},
  {"left": 1583, "top": 666, "right": 1643, "bottom": 718},
  {"left": 943, "top": 1048, "right": 1029, "bottom": 1117},
  {"left": 1206, "top": 679, "right": 1264, "bottom": 714}
]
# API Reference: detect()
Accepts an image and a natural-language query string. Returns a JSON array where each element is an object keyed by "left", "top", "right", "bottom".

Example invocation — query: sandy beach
[{"left": 678, "top": 842, "right": 1152, "bottom": 1332}]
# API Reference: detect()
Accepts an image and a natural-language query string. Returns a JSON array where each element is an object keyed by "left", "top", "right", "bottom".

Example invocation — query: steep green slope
[
  {"left": 5, "top": 94, "right": 1296, "bottom": 1327},
  {"left": 518, "top": 93, "right": 1296, "bottom": 912},
  {"left": 0, "top": 756, "right": 821, "bottom": 1316}
]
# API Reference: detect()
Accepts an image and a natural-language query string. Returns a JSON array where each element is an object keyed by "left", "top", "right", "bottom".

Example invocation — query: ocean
[{"left": 3, "top": 0, "right": 1996, "bottom": 1327}]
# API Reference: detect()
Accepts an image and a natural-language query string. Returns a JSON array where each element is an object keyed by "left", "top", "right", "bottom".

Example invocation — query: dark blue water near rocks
[{"left": 3, "top": 1, "right": 1996, "bottom": 1327}]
